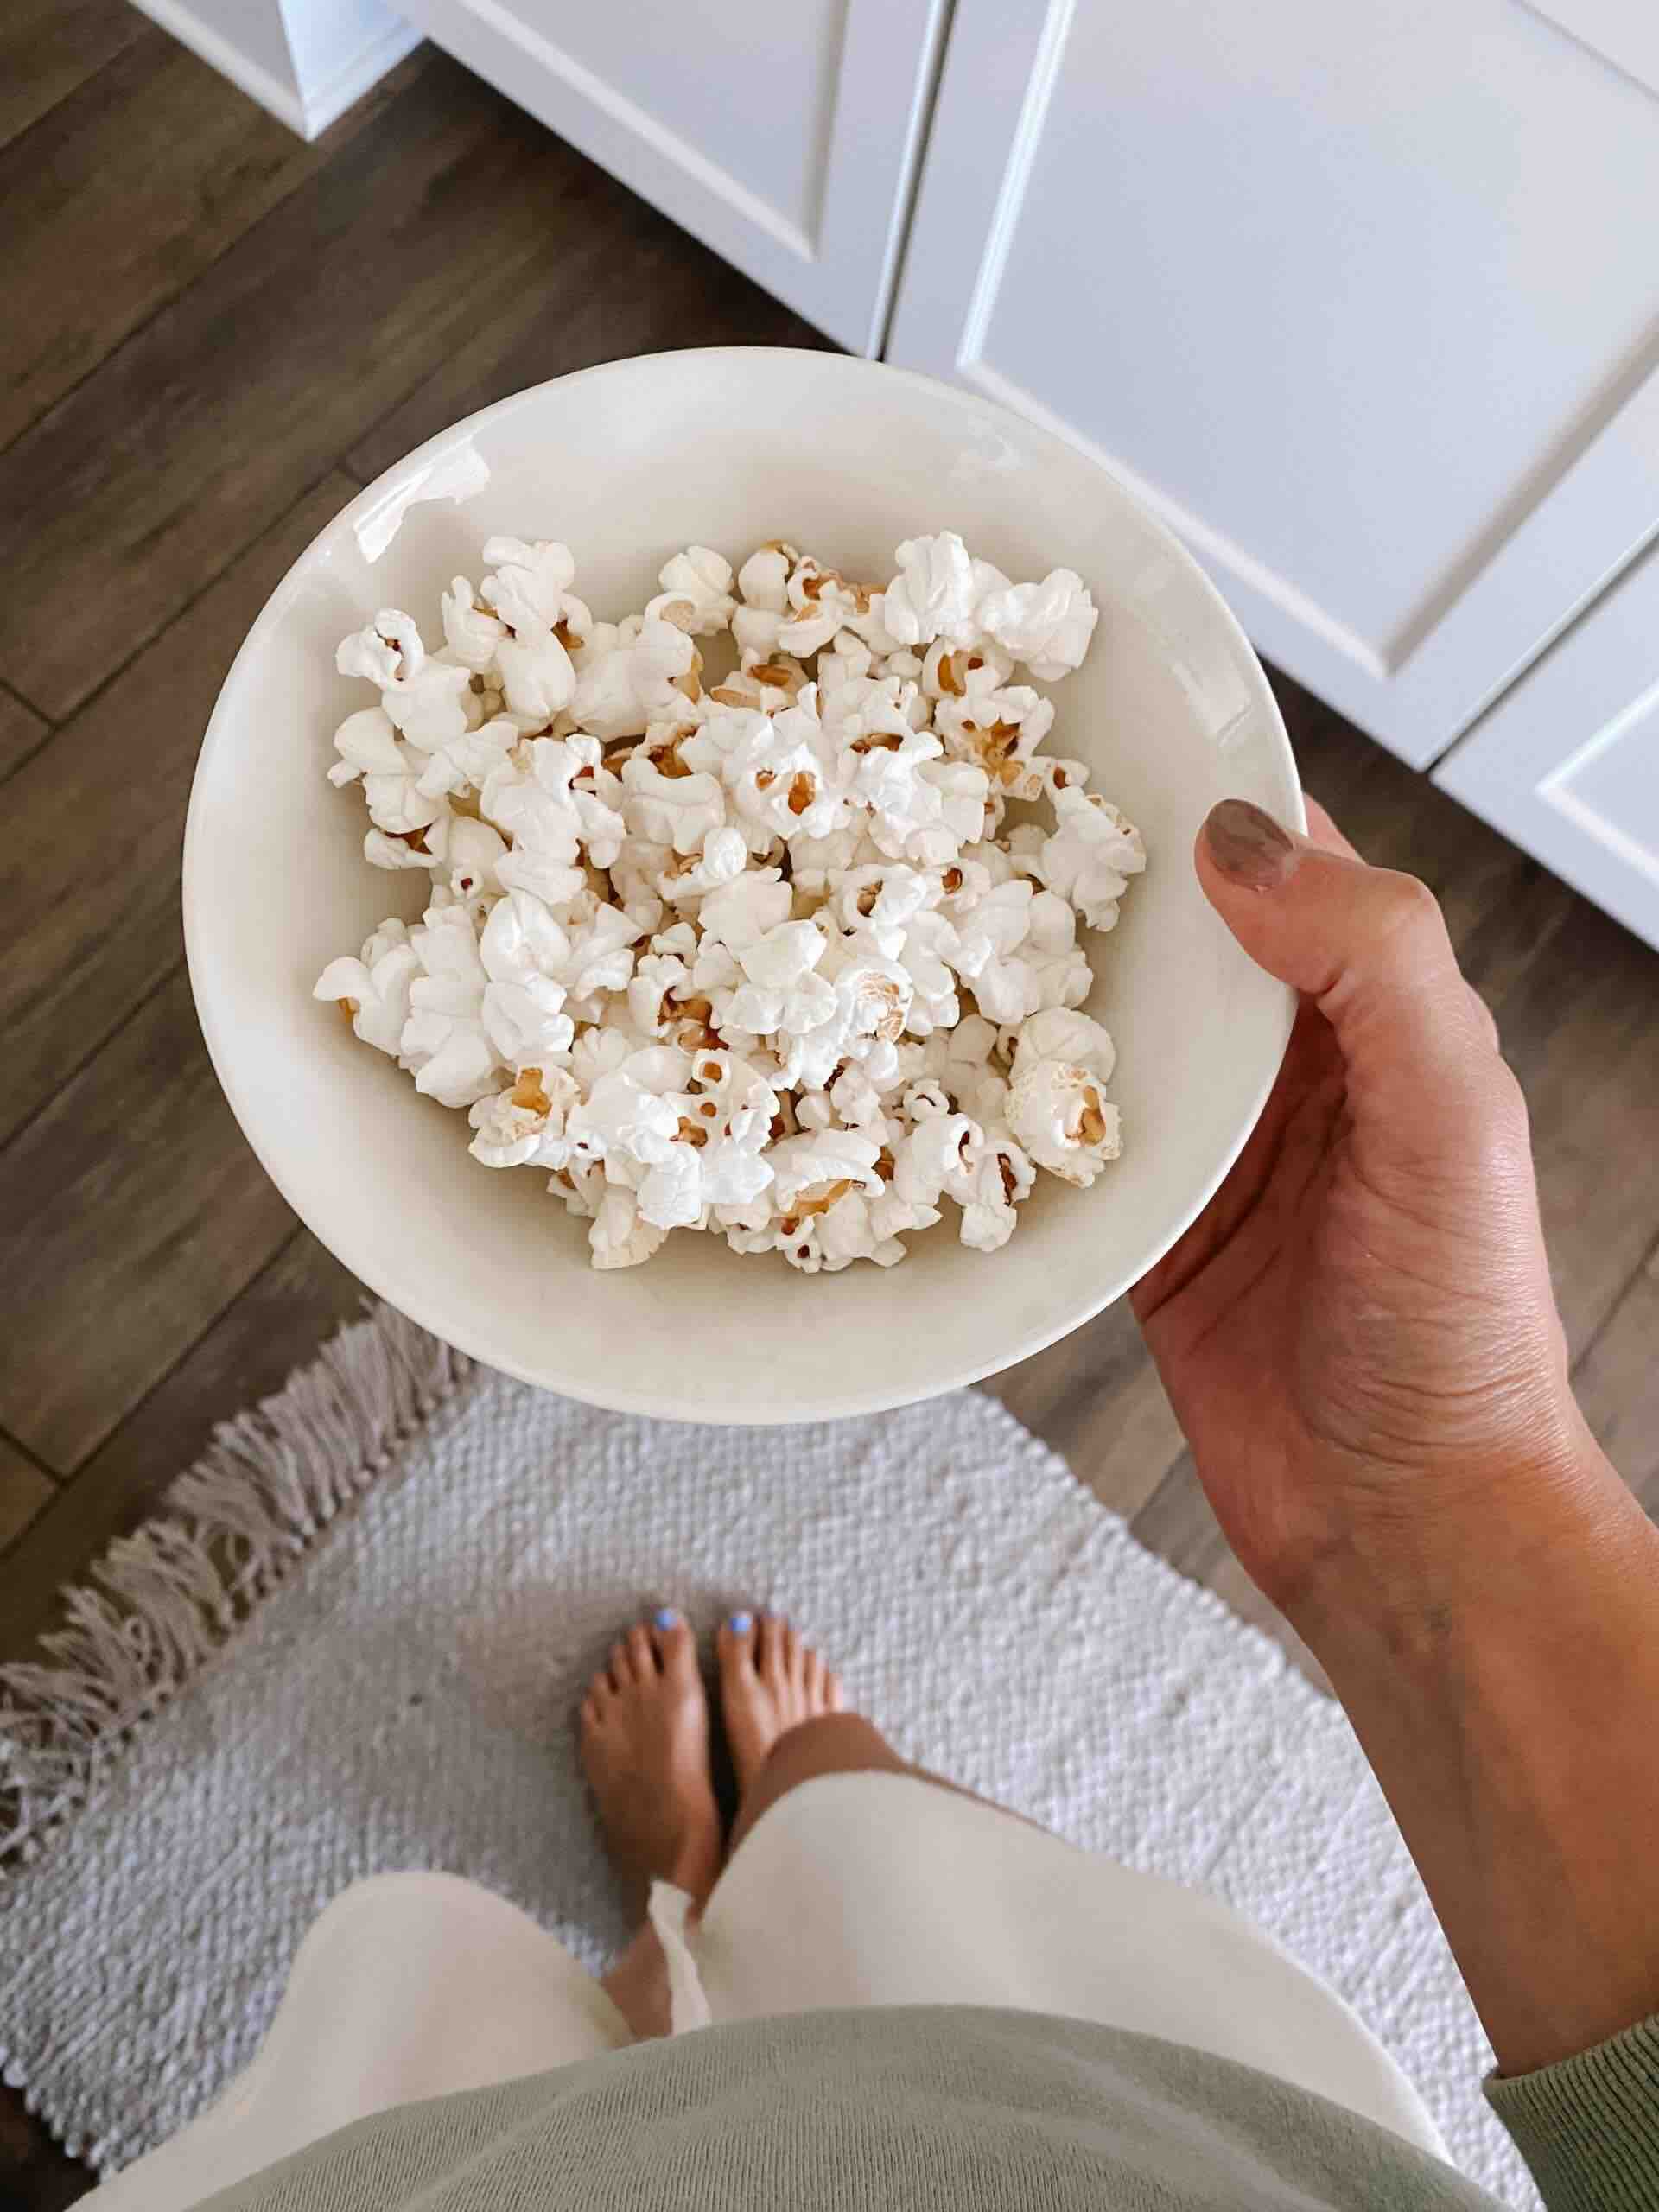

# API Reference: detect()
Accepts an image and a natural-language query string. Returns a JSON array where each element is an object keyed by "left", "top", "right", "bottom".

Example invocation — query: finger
[{"left": 1194, "top": 798, "right": 1496, "bottom": 1129}]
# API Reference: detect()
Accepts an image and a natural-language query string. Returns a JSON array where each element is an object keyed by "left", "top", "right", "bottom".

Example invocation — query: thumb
[{"left": 1196, "top": 798, "right": 1498, "bottom": 1122}]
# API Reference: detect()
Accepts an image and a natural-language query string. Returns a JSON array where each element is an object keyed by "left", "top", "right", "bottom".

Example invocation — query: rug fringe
[{"left": 0, "top": 1303, "right": 471, "bottom": 1870}]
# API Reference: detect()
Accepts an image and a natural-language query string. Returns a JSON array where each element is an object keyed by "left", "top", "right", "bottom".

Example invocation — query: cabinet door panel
[
  {"left": 887, "top": 0, "right": 1659, "bottom": 765},
  {"left": 394, "top": 0, "right": 949, "bottom": 353},
  {"left": 1434, "top": 537, "right": 1659, "bottom": 950}
]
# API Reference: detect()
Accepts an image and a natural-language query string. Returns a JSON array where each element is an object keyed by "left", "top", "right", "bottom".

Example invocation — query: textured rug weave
[{"left": 0, "top": 1307, "right": 1527, "bottom": 2203}]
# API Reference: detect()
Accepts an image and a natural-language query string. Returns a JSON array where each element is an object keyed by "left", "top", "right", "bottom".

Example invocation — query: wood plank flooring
[{"left": 2, "top": 12, "right": 1656, "bottom": 2203}]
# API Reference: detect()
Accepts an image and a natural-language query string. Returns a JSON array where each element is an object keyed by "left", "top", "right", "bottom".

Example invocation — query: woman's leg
[
  {"left": 579, "top": 1608, "right": 1010, "bottom": 2039},
  {"left": 578, "top": 1611, "right": 722, "bottom": 2040},
  {"left": 716, "top": 1611, "right": 1021, "bottom": 1854}
]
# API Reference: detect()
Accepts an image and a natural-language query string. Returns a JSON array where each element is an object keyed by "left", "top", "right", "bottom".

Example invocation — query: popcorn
[
  {"left": 881, "top": 533, "right": 984, "bottom": 648},
  {"left": 477, "top": 890, "right": 583, "bottom": 1070},
  {"left": 658, "top": 823, "right": 747, "bottom": 904},
  {"left": 468, "top": 1065, "right": 582, "bottom": 1169},
  {"left": 697, "top": 868, "right": 793, "bottom": 952},
  {"left": 708, "top": 654, "right": 810, "bottom": 714},
  {"left": 320, "top": 526, "right": 1142, "bottom": 1268},
  {"left": 336, "top": 610, "right": 423, "bottom": 690},
  {"left": 1007, "top": 1057, "right": 1122, "bottom": 1185},
  {"left": 627, "top": 950, "right": 690, "bottom": 1039},
  {"left": 780, "top": 1184, "right": 919, "bottom": 1272},
  {"left": 818, "top": 671, "right": 923, "bottom": 748},
  {"left": 946, "top": 877, "right": 1033, "bottom": 988},
  {"left": 892, "top": 1111, "right": 982, "bottom": 1209},
  {"left": 401, "top": 904, "right": 499, "bottom": 1109},
  {"left": 1038, "top": 788, "right": 1146, "bottom": 931},
  {"left": 921, "top": 640, "right": 1013, "bottom": 700},
  {"left": 723, "top": 923, "right": 836, "bottom": 1046},
  {"left": 935, "top": 683, "right": 1056, "bottom": 794},
  {"left": 441, "top": 579, "right": 507, "bottom": 671},
  {"left": 731, "top": 542, "right": 794, "bottom": 658},
  {"left": 336, "top": 613, "right": 478, "bottom": 751},
  {"left": 573, "top": 617, "right": 699, "bottom": 741},
  {"left": 1014, "top": 1006, "right": 1116, "bottom": 1082},
  {"left": 568, "top": 1044, "right": 691, "bottom": 1178},
  {"left": 620, "top": 753, "right": 726, "bottom": 855},
  {"left": 716, "top": 699, "right": 849, "bottom": 845},
  {"left": 788, "top": 823, "right": 875, "bottom": 898},
  {"left": 956, "top": 1126, "right": 1035, "bottom": 1252},
  {"left": 495, "top": 622, "right": 575, "bottom": 730},
  {"left": 365, "top": 821, "right": 449, "bottom": 873},
  {"left": 480, "top": 538, "right": 590, "bottom": 641},
  {"left": 569, "top": 1024, "right": 635, "bottom": 1090},
  {"left": 327, "top": 708, "right": 445, "bottom": 838},
  {"left": 978, "top": 568, "right": 1099, "bottom": 679},
  {"left": 315, "top": 918, "right": 419, "bottom": 1058},
  {"left": 481, "top": 736, "right": 626, "bottom": 908},
  {"left": 647, "top": 545, "right": 736, "bottom": 637},
  {"left": 588, "top": 1186, "right": 668, "bottom": 1270},
  {"left": 633, "top": 1047, "right": 779, "bottom": 1230},
  {"left": 416, "top": 714, "right": 520, "bottom": 804},
  {"left": 778, "top": 555, "right": 880, "bottom": 658}
]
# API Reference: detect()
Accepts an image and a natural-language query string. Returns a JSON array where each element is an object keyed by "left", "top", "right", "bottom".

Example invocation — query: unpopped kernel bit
[{"left": 314, "top": 529, "right": 1144, "bottom": 1269}]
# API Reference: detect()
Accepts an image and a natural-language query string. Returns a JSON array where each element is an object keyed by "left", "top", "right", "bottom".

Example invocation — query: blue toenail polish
[
  {"left": 728, "top": 1611, "right": 753, "bottom": 1634},
  {"left": 654, "top": 1607, "right": 677, "bottom": 1630}
]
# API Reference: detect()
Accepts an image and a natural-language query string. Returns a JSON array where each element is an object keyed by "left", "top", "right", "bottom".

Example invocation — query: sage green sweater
[{"left": 201, "top": 2005, "right": 1659, "bottom": 2212}]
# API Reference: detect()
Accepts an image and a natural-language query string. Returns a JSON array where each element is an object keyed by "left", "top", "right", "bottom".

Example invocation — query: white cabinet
[
  {"left": 389, "top": 0, "right": 950, "bottom": 355},
  {"left": 1433, "top": 532, "right": 1659, "bottom": 949},
  {"left": 886, "top": 0, "right": 1659, "bottom": 769}
]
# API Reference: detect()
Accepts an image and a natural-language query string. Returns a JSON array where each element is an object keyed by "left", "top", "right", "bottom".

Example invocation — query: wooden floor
[{"left": 3, "top": 13, "right": 1657, "bottom": 2203}]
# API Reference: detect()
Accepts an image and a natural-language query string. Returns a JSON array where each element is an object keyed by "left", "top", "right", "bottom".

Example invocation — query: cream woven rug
[{"left": 0, "top": 1306, "right": 1527, "bottom": 2203}]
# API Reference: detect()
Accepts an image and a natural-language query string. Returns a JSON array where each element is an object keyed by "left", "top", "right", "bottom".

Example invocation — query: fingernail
[
  {"left": 728, "top": 1611, "right": 753, "bottom": 1634},
  {"left": 1204, "top": 798, "right": 1295, "bottom": 888},
  {"left": 653, "top": 1607, "right": 678, "bottom": 1630}
]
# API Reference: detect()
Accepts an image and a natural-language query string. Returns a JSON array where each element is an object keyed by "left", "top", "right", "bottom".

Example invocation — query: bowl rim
[{"left": 184, "top": 346, "right": 1302, "bottom": 1422}]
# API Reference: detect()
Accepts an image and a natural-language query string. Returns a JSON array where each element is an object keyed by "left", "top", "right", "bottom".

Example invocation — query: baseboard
[
  {"left": 298, "top": 16, "right": 423, "bottom": 137},
  {"left": 130, "top": 0, "right": 306, "bottom": 130},
  {"left": 130, "top": 0, "right": 420, "bottom": 140}
]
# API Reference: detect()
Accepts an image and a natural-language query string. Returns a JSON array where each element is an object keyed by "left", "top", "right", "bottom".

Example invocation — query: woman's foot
[
  {"left": 579, "top": 1612, "right": 722, "bottom": 1906},
  {"left": 718, "top": 1612, "right": 846, "bottom": 1796}
]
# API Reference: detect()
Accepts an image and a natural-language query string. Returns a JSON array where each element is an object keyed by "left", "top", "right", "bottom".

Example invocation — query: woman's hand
[
  {"left": 1133, "top": 798, "right": 1590, "bottom": 1630},
  {"left": 1135, "top": 798, "right": 1659, "bottom": 2077}
]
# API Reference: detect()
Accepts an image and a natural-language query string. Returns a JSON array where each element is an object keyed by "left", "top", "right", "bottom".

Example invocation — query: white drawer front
[
  {"left": 887, "top": 0, "right": 1659, "bottom": 766},
  {"left": 1434, "top": 534, "right": 1659, "bottom": 950},
  {"left": 395, "top": 0, "right": 950, "bottom": 354}
]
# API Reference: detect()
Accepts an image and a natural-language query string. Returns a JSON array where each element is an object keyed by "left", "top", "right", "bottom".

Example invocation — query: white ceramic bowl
[{"left": 186, "top": 349, "right": 1300, "bottom": 1425}]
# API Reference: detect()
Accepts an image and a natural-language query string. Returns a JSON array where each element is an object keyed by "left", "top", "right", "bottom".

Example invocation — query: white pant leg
[
  {"left": 85, "top": 1872, "right": 627, "bottom": 2212},
  {"left": 669, "top": 1771, "right": 1446, "bottom": 2159}
]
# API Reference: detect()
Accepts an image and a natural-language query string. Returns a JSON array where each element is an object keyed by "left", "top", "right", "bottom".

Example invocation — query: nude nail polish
[{"left": 1203, "top": 798, "right": 1294, "bottom": 887}]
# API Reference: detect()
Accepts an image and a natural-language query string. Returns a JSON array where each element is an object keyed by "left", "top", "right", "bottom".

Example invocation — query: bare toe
[
  {"left": 654, "top": 1616, "right": 697, "bottom": 1683},
  {"left": 719, "top": 1610, "right": 849, "bottom": 1799},
  {"left": 579, "top": 1611, "right": 721, "bottom": 1906}
]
